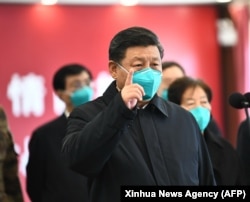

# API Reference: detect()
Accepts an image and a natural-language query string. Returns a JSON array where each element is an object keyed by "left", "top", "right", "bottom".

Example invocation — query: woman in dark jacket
[
  {"left": 0, "top": 105, "right": 24, "bottom": 202},
  {"left": 168, "top": 76, "right": 246, "bottom": 185}
]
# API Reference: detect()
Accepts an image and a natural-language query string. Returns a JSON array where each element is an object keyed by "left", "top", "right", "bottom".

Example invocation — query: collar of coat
[{"left": 103, "top": 80, "right": 169, "bottom": 117}]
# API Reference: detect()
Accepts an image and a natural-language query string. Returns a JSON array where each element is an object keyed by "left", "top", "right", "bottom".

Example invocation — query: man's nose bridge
[
  {"left": 75, "top": 83, "right": 86, "bottom": 89},
  {"left": 145, "top": 61, "right": 150, "bottom": 67}
]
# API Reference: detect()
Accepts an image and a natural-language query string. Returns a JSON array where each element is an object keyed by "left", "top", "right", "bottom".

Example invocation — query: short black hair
[
  {"left": 162, "top": 61, "right": 186, "bottom": 75},
  {"left": 52, "top": 63, "right": 93, "bottom": 91},
  {"left": 109, "top": 26, "right": 164, "bottom": 63},
  {"left": 168, "top": 76, "right": 212, "bottom": 105}
]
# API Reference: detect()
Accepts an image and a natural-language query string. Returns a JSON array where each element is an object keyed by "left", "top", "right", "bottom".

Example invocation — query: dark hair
[
  {"left": 168, "top": 76, "right": 212, "bottom": 105},
  {"left": 52, "top": 63, "right": 93, "bottom": 91},
  {"left": 0, "top": 106, "right": 8, "bottom": 134},
  {"left": 109, "top": 26, "right": 164, "bottom": 63},
  {"left": 162, "top": 61, "right": 186, "bottom": 75}
]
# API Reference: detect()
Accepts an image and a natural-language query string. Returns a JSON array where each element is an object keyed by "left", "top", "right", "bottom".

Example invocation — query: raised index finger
[{"left": 124, "top": 68, "right": 134, "bottom": 86}]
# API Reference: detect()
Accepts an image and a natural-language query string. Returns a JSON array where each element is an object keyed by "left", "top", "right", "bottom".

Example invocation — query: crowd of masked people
[{"left": 1, "top": 26, "right": 249, "bottom": 202}]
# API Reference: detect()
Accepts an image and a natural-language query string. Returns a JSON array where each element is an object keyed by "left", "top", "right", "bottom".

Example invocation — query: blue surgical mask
[
  {"left": 161, "top": 89, "right": 168, "bottom": 100},
  {"left": 189, "top": 106, "right": 210, "bottom": 132},
  {"left": 117, "top": 64, "right": 162, "bottom": 101},
  {"left": 132, "top": 67, "right": 162, "bottom": 100},
  {"left": 70, "top": 86, "right": 93, "bottom": 107}
]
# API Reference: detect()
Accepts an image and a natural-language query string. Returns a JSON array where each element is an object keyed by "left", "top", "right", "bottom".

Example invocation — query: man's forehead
[{"left": 123, "top": 46, "right": 161, "bottom": 61}]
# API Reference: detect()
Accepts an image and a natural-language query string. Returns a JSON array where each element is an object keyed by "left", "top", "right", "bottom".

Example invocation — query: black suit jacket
[
  {"left": 26, "top": 114, "right": 88, "bottom": 202},
  {"left": 204, "top": 129, "right": 246, "bottom": 185},
  {"left": 206, "top": 116, "right": 223, "bottom": 137},
  {"left": 62, "top": 81, "right": 215, "bottom": 202},
  {"left": 236, "top": 118, "right": 250, "bottom": 185}
]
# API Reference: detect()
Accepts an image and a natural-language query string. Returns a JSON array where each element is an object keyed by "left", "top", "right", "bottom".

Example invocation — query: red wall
[{"left": 0, "top": 4, "right": 222, "bottom": 202}]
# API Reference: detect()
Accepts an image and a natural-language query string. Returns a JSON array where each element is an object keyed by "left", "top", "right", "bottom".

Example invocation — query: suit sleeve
[
  {"left": 236, "top": 120, "right": 250, "bottom": 184},
  {"left": 26, "top": 131, "right": 45, "bottom": 202},
  {"left": 62, "top": 94, "right": 136, "bottom": 178},
  {"left": 197, "top": 130, "right": 217, "bottom": 185}
]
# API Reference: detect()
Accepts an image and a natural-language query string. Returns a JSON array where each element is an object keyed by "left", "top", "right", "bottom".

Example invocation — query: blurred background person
[
  {"left": 26, "top": 63, "right": 93, "bottom": 202},
  {"left": 158, "top": 60, "right": 222, "bottom": 137},
  {"left": 0, "top": 105, "right": 24, "bottom": 202},
  {"left": 168, "top": 76, "right": 246, "bottom": 185},
  {"left": 157, "top": 61, "right": 186, "bottom": 100},
  {"left": 236, "top": 118, "right": 250, "bottom": 185}
]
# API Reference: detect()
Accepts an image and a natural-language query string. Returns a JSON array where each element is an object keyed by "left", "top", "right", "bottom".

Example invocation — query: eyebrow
[
  {"left": 184, "top": 98, "right": 194, "bottom": 101},
  {"left": 184, "top": 97, "right": 208, "bottom": 103},
  {"left": 130, "top": 56, "right": 160, "bottom": 61}
]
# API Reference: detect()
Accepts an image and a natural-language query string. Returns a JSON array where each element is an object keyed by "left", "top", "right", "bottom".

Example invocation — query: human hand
[{"left": 121, "top": 69, "right": 145, "bottom": 109}]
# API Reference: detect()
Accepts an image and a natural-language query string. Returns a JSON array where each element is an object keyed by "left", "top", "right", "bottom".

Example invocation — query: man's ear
[{"left": 109, "top": 60, "right": 118, "bottom": 79}]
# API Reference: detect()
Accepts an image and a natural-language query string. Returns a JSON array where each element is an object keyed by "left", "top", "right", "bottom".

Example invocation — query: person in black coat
[
  {"left": 157, "top": 61, "right": 186, "bottom": 100},
  {"left": 26, "top": 63, "right": 93, "bottom": 202},
  {"left": 168, "top": 76, "right": 246, "bottom": 185},
  {"left": 158, "top": 61, "right": 223, "bottom": 137},
  {"left": 62, "top": 26, "right": 216, "bottom": 202},
  {"left": 0, "top": 105, "right": 24, "bottom": 202},
  {"left": 236, "top": 118, "right": 250, "bottom": 184}
]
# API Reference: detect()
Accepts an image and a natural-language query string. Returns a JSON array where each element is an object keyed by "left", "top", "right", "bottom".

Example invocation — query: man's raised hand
[{"left": 121, "top": 69, "right": 145, "bottom": 110}]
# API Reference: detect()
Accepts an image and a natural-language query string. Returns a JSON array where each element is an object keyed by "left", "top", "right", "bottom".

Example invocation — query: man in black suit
[
  {"left": 26, "top": 63, "right": 93, "bottom": 202},
  {"left": 61, "top": 27, "right": 216, "bottom": 202},
  {"left": 237, "top": 118, "right": 250, "bottom": 184}
]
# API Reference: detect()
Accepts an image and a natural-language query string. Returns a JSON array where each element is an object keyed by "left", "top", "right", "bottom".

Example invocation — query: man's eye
[
  {"left": 152, "top": 63, "right": 160, "bottom": 67},
  {"left": 74, "top": 84, "right": 82, "bottom": 88}
]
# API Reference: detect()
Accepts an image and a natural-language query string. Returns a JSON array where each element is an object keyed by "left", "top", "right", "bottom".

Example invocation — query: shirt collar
[
  {"left": 149, "top": 95, "right": 169, "bottom": 117},
  {"left": 64, "top": 110, "right": 70, "bottom": 118},
  {"left": 103, "top": 80, "right": 169, "bottom": 117}
]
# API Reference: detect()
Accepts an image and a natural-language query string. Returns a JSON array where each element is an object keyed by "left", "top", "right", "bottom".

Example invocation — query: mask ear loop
[{"left": 116, "top": 63, "right": 129, "bottom": 73}]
